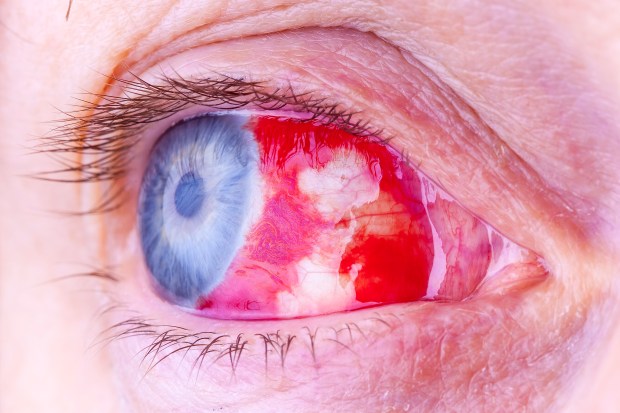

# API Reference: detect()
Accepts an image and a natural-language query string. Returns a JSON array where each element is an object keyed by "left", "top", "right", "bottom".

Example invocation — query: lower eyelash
[
  {"left": 100, "top": 317, "right": 243, "bottom": 378},
  {"left": 93, "top": 296, "right": 401, "bottom": 380},
  {"left": 98, "top": 317, "right": 316, "bottom": 379}
]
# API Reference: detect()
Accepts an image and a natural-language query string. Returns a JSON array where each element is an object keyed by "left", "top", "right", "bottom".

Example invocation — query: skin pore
[{"left": 1, "top": 0, "right": 619, "bottom": 412}]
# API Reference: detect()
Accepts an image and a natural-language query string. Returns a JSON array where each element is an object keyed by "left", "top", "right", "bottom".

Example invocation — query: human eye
[
  {"left": 38, "top": 20, "right": 603, "bottom": 412},
  {"left": 134, "top": 105, "right": 543, "bottom": 320}
]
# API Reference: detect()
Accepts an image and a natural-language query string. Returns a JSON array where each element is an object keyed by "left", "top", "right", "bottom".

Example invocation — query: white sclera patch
[
  {"left": 277, "top": 254, "right": 357, "bottom": 316},
  {"left": 276, "top": 149, "right": 381, "bottom": 315},
  {"left": 297, "top": 150, "right": 381, "bottom": 221},
  {"left": 421, "top": 176, "right": 447, "bottom": 298}
]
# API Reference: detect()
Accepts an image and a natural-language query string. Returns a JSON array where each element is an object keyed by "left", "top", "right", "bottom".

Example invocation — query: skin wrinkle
[
  {"left": 268, "top": 31, "right": 578, "bottom": 253},
  {"left": 15, "top": 0, "right": 620, "bottom": 232},
  {"left": 101, "top": 236, "right": 600, "bottom": 411},
  {"left": 364, "top": 3, "right": 620, "bottom": 229}
]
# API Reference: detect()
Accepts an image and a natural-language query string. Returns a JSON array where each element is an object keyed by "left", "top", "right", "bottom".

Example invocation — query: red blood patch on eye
[
  {"left": 253, "top": 117, "right": 434, "bottom": 304},
  {"left": 336, "top": 136, "right": 434, "bottom": 303},
  {"left": 248, "top": 191, "right": 320, "bottom": 265},
  {"left": 341, "top": 234, "right": 432, "bottom": 303},
  {"left": 194, "top": 116, "right": 491, "bottom": 319}
]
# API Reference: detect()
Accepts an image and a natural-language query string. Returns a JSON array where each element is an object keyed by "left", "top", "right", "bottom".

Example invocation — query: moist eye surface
[{"left": 138, "top": 113, "right": 539, "bottom": 320}]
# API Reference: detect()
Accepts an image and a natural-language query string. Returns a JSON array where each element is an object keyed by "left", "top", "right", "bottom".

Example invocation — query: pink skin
[{"left": 1, "top": 1, "right": 619, "bottom": 413}]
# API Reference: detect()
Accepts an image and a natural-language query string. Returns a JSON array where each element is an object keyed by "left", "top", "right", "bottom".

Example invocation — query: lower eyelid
[{"left": 102, "top": 264, "right": 575, "bottom": 412}]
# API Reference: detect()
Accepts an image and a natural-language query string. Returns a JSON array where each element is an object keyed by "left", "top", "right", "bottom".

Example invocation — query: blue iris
[{"left": 138, "top": 114, "right": 259, "bottom": 305}]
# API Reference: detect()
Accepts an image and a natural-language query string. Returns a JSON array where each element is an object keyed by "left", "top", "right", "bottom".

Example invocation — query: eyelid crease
[{"left": 36, "top": 73, "right": 387, "bottom": 188}]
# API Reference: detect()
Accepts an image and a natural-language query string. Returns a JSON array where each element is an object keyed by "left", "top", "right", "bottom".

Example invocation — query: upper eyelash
[{"left": 36, "top": 73, "right": 385, "bottom": 187}]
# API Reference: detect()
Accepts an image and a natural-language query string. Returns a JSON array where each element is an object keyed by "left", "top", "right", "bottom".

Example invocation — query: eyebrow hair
[{"left": 38, "top": 73, "right": 382, "bottom": 186}]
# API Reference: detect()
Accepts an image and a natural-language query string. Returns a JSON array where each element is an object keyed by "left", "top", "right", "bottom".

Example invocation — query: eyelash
[{"left": 38, "top": 73, "right": 386, "bottom": 197}]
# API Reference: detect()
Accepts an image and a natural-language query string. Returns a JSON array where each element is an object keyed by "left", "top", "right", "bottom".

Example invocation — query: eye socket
[{"left": 138, "top": 112, "right": 541, "bottom": 320}]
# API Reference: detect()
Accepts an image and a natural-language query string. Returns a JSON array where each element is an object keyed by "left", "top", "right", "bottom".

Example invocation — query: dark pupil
[{"left": 174, "top": 172, "right": 206, "bottom": 218}]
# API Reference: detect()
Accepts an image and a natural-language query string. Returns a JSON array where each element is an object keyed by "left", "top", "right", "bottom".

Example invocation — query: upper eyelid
[
  {"left": 37, "top": 44, "right": 567, "bottom": 251},
  {"left": 37, "top": 74, "right": 386, "bottom": 185}
]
